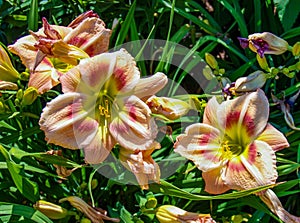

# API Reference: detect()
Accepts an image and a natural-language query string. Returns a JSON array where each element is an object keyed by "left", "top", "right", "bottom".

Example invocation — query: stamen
[{"left": 99, "top": 99, "right": 111, "bottom": 118}]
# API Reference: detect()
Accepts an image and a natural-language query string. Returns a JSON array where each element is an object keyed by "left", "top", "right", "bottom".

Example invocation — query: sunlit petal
[
  {"left": 65, "top": 17, "right": 111, "bottom": 56},
  {"left": 202, "top": 166, "right": 231, "bottom": 194},
  {"left": 174, "top": 123, "right": 223, "bottom": 172},
  {"left": 257, "top": 123, "right": 289, "bottom": 151},
  {"left": 224, "top": 140, "right": 277, "bottom": 191},
  {"left": 84, "top": 129, "right": 115, "bottom": 164},
  {"left": 39, "top": 92, "right": 98, "bottom": 150},
  {"left": 219, "top": 89, "right": 269, "bottom": 145},
  {"left": 133, "top": 72, "right": 168, "bottom": 100},
  {"left": 202, "top": 96, "right": 221, "bottom": 128},
  {"left": 110, "top": 95, "right": 157, "bottom": 150}
]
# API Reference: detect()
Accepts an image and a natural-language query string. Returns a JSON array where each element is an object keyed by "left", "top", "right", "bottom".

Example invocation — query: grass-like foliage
[{"left": 0, "top": 0, "right": 299, "bottom": 222}]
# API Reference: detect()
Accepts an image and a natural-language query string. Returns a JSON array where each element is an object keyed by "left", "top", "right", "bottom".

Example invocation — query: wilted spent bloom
[
  {"left": 34, "top": 200, "right": 69, "bottom": 219},
  {"left": 156, "top": 205, "right": 216, "bottom": 223},
  {"left": 59, "top": 196, "right": 120, "bottom": 223},
  {"left": 119, "top": 142, "right": 161, "bottom": 190},
  {"left": 0, "top": 44, "right": 20, "bottom": 82},
  {"left": 238, "top": 32, "right": 289, "bottom": 58}
]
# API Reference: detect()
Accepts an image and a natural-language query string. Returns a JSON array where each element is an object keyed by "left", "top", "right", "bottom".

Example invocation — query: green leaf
[
  {"left": 115, "top": 0, "right": 136, "bottom": 46},
  {"left": 149, "top": 180, "right": 277, "bottom": 200},
  {"left": 274, "top": 0, "right": 300, "bottom": 32},
  {"left": 28, "top": 0, "right": 39, "bottom": 31},
  {"left": 0, "top": 202, "right": 53, "bottom": 223},
  {"left": 0, "top": 145, "right": 39, "bottom": 202},
  {"left": 9, "top": 147, "right": 81, "bottom": 168}
]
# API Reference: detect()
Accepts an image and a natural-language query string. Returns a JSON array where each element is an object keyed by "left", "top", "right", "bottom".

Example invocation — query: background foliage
[{"left": 0, "top": 0, "right": 300, "bottom": 222}]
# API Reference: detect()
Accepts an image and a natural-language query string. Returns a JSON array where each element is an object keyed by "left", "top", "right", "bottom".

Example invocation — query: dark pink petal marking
[
  {"left": 113, "top": 68, "right": 127, "bottom": 91},
  {"left": 67, "top": 37, "right": 88, "bottom": 48}
]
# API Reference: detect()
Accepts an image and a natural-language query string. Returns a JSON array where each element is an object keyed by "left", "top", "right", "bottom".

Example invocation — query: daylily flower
[
  {"left": 156, "top": 205, "right": 216, "bottom": 223},
  {"left": 119, "top": 141, "right": 161, "bottom": 190},
  {"left": 59, "top": 196, "right": 120, "bottom": 223},
  {"left": 39, "top": 49, "right": 164, "bottom": 164},
  {"left": 238, "top": 32, "right": 289, "bottom": 58},
  {"left": 0, "top": 44, "right": 20, "bottom": 82},
  {"left": 8, "top": 10, "right": 111, "bottom": 94},
  {"left": 174, "top": 89, "right": 300, "bottom": 222}
]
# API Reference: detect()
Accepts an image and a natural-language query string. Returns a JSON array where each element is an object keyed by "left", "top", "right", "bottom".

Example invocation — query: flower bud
[
  {"left": 34, "top": 200, "right": 69, "bottom": 219},
  {"left": 22, "top": 87, "right": 38, "bottom": 106},
  {"left": 292, "top": 42, "right": 300, "bottom": 57},
  {"left": 235, "top": 71, "right": 267, "bottom": 93},
  {"left": 0, "top": 81, "right": 18, "bottom": 91},
  {"left": 146, "top": 96, "right": 190, "bottom": 120},
  {"left": 256, "top": 54, "right": 269, "bottom": 71},
  {"left": 145, "top": 193, "right": 157, "bottom": 209},
  {"left": 156, "top": 205, "right": 216, "bottom": 223},
  {"left": 243, "top": 32, "right": 289, "bottom": 58},
  {"left": 205, "top": 53, "right": 218, "bottom": 69},
  {"left": 202, "top": 65, "right": 215, "bottom": 80}
]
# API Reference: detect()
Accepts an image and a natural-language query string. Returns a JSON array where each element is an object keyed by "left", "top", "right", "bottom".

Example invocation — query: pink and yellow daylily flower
[
  {"left": 39, "top": 49, "right": 165, "bottom": 164},
  {"left": 174, "top": 89, "right": 300, "bottom": 222},
  {"left": 8, "top": 10, "right": 111, "bottom": 94}
]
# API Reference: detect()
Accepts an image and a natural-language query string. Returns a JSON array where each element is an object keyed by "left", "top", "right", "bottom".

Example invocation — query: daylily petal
[
  {"left": 28, "top": 59, "right": 62, "bottom": 94},
  {"left": 84, "top": 128, "right": 115, "bottom": 164},
  {"left": 67, "top": 10, "right": 100, "bottom": 28},
  {"left": 8, "top": 35, "right": 38, "bottom": 71},
  {"left": 133, "top": 72, "right": 168, "bottom": 100},
  {"left": 174, "top": 123, "right": 223, "bottom": 172},
  {"left": 202, "top": 166, "right": 231, "bottom": 194},
  {"left": 224, "top": 140, "right": 277, "bottom": 191},
  {"left": 39, "top": 92, "right": 98, "bottom": 150},
  {"left": 64, "top": 17, "right": 111, "bottom": 56},
  {"left": 75, "top": 52, "right": 116, "bottom": 92},
  {"left": 108, "top": 48, "right": 140, "bottom": 94},
  {"left": 60, "top": 66, "right": 81, "bottom": 93},
  {"left": 110, "top": 95, "right": 158, "bottom": 151},
  {"left": 146, "top": 96, "right": 190, "bottom": 120},
  {"left": 257, "top": 123, "right": 289, "bottom": 151},
  {"left": 202, "top": 96, "right": 221, "bottom": 128},
  {"left": 218, "top": 89, "right": 269, "bottom": 145},
  {"left": 260, "top": 189, "right": 300, "bottom": 223}
]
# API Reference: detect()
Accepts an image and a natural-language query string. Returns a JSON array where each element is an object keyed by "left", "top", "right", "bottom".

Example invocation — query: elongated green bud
[
  {"left": 205, "top": 53, "right": 218, "bottom": 69},
  {"left": 34, "top": 200, "right": 69, "bottom": 220}
]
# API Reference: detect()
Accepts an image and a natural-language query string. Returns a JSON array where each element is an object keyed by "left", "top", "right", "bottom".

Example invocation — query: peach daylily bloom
[
  {"left": 156, "top": 205, "right": 216, "bottom": 223},
  {"left": 119, "top": 142, "right": 161, "bottom": 190},
  {"left": 175, "top": 89, "right": 300, "bottom": 222},
  {"left": 8, "top": 11, "right": 111, "bottom": 94},
  {"left": 39, "top": 49, "right": 165, "bottom": 164}
]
